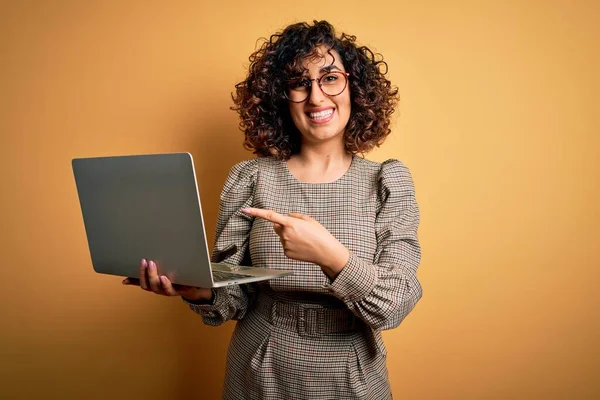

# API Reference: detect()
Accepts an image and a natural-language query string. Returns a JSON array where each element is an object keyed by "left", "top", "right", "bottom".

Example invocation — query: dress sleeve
[
  {"left": 183, "top": 159, "right": 258, "bottom": 326},
  {"left": 325, "top": 159, "right": 423, "bottom": 331}
]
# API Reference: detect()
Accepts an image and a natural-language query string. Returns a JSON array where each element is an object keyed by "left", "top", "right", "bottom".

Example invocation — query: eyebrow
[
  {"left": 320, "top": 64, "right": 341, "bottom": 73},
  {"left": 293, "top": 64, "right": 342, "bottom": 79}
]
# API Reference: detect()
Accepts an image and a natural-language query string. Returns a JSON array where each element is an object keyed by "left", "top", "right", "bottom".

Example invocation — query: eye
[
  {"left": 289, "top": 78, "right": 311, "bottom": 89},
  {"left": 321, "top": 73, "right": 339, "bottom": 83}
]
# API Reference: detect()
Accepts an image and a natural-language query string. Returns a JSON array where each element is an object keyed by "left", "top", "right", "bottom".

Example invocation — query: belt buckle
[{"left": 297, "top": 307, "right": 321, "bottom": 338}]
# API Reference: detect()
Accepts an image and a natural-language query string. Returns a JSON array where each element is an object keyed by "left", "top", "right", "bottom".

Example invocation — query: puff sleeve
[
  {"left": 183, "top": 159, "right": 258, "bottom": 326},
  {"left": 326, "top": 159, "right": 423, "bottom": 331}
]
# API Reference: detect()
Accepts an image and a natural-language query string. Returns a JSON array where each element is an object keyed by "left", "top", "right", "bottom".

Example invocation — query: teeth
[{"left": 309, "top": 109, "right": 334, "bottom": 119}]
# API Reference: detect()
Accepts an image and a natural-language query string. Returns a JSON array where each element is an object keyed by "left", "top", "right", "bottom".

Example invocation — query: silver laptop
[{"left": 71, "top": 152, "right": 292, "bottom": 288}]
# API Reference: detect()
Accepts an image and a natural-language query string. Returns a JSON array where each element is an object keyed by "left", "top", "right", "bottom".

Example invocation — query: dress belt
[{"left": 254, "top": 292, "right": 360, "bottom": 337}]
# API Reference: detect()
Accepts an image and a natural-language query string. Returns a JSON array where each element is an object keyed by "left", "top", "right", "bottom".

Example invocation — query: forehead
[{"left": 301, "top": 46, "right": 343, "bottom": 70}]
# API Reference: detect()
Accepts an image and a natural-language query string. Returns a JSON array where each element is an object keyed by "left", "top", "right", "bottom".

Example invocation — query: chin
[{"left": 304, "top": 127, "right": 344, "bottom": 143}]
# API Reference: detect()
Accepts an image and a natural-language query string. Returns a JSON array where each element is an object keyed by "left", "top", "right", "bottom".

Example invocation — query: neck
[{"left": 294, "top": 138, "right": 351, "bottom": 167}]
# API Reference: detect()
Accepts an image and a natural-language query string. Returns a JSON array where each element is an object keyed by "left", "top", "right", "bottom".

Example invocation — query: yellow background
[{"left": 1, "top": 1, "right": 598, "bottom": 399}]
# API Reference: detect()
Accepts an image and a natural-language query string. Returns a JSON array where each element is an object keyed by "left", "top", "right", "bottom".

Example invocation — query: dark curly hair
[{"left": 231, "top": 20, "right": 399, "bottom": 160}]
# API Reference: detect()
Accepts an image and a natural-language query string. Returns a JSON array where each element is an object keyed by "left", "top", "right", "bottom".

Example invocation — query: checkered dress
[{"left": 185, "top": 155, "right": 422, "bottom": 399}]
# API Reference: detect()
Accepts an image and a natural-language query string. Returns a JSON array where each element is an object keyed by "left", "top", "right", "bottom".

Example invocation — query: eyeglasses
[{"left": 284, "top": 71, "right": 350, "bottom": 103}]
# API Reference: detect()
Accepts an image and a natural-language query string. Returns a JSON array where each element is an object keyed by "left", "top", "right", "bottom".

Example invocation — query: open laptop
[{"left": 71, "top": 152, "right": 293, "bottom": 288}]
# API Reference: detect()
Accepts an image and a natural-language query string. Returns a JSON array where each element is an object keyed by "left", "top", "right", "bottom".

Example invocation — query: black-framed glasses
[{"left": 284, "top": 71, "right": 350, "bottom": 103}]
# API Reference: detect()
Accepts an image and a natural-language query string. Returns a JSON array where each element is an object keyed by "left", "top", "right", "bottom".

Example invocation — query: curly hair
[{"left": 231, "top": 20, "right": 399, "bottom": 160}]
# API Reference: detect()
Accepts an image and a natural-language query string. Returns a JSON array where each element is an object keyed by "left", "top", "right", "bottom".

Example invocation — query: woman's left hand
[{"left": 241, "top": 207, "right": 349, "bottom": 277}]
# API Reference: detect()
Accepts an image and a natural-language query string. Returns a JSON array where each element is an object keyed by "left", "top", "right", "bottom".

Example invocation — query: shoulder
[
  {"left": 228, "top": 158, "right": 260, "bottom": 176},
  {"left": 378, "top": 159, "right": 414, "bottom": 184},
  {"left": 229, "top": 157, "right": 282, "bottom": 172},
  {"left": 221, "top": 158, "right": 260, "bottom": 195},
  {"left": 353, "top": 156, "right": 413, "bottom": 185},
  {"left": 223, "top": 157, "right": 282, "bottom": 190},
  {"left": 377, "top": 159, "right": 416, "bottom": 209},
  {"left": 352, "top": 157, "right": 416, "bottom": 205}
]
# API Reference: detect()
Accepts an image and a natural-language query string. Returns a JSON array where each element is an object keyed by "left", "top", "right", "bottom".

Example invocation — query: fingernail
[
  {"left": 141, "top": 259, "right": 147, "bottom": 267},
  {"left": 241, "top": 208, "right": 250, "bottom": 213},
  {"left": 160, "top": 276, "right": 167, "bottom": 284},
  {"left": 149, "top": 261, "right": 156, "bottom": 270}
]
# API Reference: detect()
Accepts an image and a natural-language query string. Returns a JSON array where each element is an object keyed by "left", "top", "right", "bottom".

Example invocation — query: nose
[{"left": 307, "top": 80, "right": 326, "bottom": 105}]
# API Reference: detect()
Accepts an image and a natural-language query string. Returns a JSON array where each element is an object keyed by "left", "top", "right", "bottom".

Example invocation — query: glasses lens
[
  {"left": 286, "top": 78, "right": 311, "bottom": 102},
  {"left": 285, "top": 72, "right": 348, "bottom": 102},
  {"left": 320, "top": 72, "right": 348, "bottom": 96}
]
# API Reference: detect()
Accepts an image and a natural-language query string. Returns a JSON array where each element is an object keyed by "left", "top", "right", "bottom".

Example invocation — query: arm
[
  {"left": 323, "top": 160, "right": 422, "bottom": 331},
  {"left": 183, "top": 160, "right": 258, "bottom": 326}
]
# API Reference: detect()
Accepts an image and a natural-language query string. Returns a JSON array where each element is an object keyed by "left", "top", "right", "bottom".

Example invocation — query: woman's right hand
[{"left": 122, "top": 259, "right": 213, "bottom": 302}]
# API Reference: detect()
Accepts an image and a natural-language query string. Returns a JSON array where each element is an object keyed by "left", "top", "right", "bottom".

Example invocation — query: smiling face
[{"left": 287, "top": 46, "right": 351, "bottom": 147}]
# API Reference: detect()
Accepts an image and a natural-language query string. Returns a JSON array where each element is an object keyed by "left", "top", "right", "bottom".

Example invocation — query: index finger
[{"left": 242, "top": 208, "right": 289, "bottom": 225}]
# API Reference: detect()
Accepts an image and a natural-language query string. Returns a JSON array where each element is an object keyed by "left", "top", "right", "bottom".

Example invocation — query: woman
[{"left": 124, "top": 20, "right": 422, "bottom": 399}]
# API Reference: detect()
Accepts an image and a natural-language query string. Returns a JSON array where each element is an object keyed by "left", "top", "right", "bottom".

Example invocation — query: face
[{"left": 287, "top": 46, "right": 351, "bottom": 147}]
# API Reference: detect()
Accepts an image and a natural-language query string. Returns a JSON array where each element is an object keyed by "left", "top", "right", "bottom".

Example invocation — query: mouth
[{"left": 305, "top": 108, "right": 335, "bottom": 124}]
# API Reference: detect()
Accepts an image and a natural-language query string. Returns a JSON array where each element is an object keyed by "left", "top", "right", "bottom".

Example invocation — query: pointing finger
[
  {"left": 288, "top": 212, "right": 313, "bottom": 221},
  {"left": 242, "top": 208, "right": 289, "bottom": 225}
]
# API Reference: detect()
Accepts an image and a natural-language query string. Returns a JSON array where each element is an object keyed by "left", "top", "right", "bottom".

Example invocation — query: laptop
[{"left": 71, "top": 152, "right": 293, "bottom": 288}]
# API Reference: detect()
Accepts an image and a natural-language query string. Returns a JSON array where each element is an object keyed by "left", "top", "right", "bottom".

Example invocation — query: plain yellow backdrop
[{"left": 1, "top": 0, "right": 598, "bottom": 399}]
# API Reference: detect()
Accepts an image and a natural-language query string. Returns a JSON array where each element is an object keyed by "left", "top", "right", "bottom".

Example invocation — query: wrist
[
  {"left": 183, "top": 288, "right": 213, "bottom": 302},
  {"left": 319, "top": 241, "right": 349, "bottom": 278}
]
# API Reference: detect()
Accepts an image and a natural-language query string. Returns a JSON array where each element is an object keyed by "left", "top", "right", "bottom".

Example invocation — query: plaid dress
[{"left": 185, "top": 155, "right": 422, "bottom": 399}]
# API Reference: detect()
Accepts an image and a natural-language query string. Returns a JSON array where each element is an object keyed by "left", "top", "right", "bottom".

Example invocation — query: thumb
[{"left": 273, "top": 223, "right": 284, "bottom": 235}]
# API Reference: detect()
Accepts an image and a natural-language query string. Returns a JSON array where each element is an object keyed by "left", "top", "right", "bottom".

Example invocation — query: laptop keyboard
[{"left": 212, "top": 270, "right": 255, "bottom": 282}]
